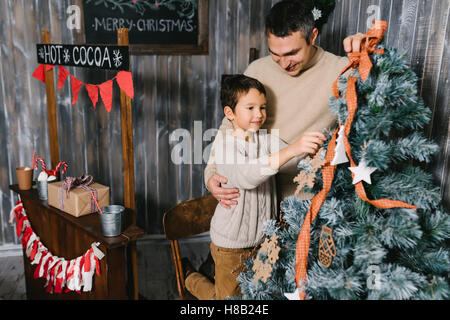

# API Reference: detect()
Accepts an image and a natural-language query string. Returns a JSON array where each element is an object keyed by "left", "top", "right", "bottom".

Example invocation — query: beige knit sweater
[
  {"left": 205, "top": 46, "right": 349, "bottom": 199},
  {"left": 209, "top": 130, "right": 289, "bottom": 249}
]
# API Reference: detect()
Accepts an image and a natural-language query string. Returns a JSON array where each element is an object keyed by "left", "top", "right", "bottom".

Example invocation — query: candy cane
[
  {"left": 55, "top": 161, "right": 68, "bottom": 175},
  {"left": 35, "top": 157, "right": 46, "bottom": 172}
]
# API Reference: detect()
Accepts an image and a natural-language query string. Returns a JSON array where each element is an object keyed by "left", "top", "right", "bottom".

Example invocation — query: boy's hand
[
  {"left": 207, "top": 174, "right": 240, "bottom": 209},
  {"left": 290, "top": 132, "right": 327, "bottom": 157}
]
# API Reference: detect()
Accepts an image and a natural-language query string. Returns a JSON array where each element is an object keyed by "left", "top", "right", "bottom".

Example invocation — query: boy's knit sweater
[{"left": 209, "top": 130, "right": 292, "bottom": 249}]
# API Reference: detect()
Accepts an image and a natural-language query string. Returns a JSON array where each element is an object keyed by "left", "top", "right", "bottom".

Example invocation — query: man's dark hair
[
  {"left": 220, "top": 74, "right": 266, "bottom": 111},
  {"left": 265, "top": 0, "right": 315, "bottom": 43}
]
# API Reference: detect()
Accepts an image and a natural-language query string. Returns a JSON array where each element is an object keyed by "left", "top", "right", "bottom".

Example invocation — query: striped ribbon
[{"left": 294, "top": 21, "right": 417, "bottom": 300}]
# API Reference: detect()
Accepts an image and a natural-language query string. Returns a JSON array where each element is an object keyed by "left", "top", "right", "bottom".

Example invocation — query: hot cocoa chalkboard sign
[
  {"left": 81, "top": 0, "right": 208, "bottom": 55},
  {"left": 36, "top": 44, "right": 130, "bottom": 70}
]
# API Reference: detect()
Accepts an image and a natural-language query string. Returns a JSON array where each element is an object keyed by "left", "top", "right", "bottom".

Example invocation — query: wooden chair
[{"left": 163, "top": 194, "right": 218, "bottom": 300}]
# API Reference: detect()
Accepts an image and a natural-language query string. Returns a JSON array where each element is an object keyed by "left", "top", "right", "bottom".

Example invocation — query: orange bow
[
  {"left": 332, "top": 20, "right": 388, "bottom": 98},
  {"left": 294, "top": 21, "right": 417, "bottom": 300}
]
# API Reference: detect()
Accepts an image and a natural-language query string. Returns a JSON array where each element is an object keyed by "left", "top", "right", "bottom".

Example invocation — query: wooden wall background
[{"left": 0, "top": 0, "right": 448, "bottom": 298}]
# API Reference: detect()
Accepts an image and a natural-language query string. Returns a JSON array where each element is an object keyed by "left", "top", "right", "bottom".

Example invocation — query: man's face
[{"left": 267, "top": 29, "right": 318, "bottom": 77}]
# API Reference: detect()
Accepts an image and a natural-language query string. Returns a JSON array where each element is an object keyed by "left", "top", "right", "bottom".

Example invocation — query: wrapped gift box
[{"left": 48, "top": 181, "right": 110, "bottom": 217}]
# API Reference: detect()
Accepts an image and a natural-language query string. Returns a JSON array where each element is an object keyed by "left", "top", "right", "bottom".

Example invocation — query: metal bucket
[
  {"left": 99, "top": 205, "right": 125, "bottom": 237},
  {"left": 37, "top": 180, "right": 48, "bottom": 200}
]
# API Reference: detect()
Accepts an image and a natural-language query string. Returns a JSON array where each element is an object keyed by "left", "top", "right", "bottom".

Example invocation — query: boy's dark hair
[
  {"left": 220, "top": 74, "right": 266, "bottom": 111},
  {"left": 265, "top": 0, "right": 315, "bottom": 44}
]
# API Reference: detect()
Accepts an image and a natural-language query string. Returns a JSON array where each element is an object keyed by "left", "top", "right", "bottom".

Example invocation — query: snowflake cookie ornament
[
  {"left": 252, "top": 234, "right": 280, "bottom": 284},
  {"left": 294, "top": 147, "right": 326, "bottom": 199}
]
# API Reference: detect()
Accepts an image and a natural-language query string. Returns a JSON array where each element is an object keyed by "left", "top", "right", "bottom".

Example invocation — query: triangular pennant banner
[
  {"left": 32, "top": 64, "right": 46, "bottom": 83},
  {"left": 71, "top": 75, "right": 83, "bottom": 105},
  {"left": 58, "top": 66, "right": 70, "bottom": 90},
  {"left": 98, "top": 80, "right": 113, "bottom": 113},
  {"left": 85, "top": 84, "right": 99, "bottom": 110},
  {"left": 116, "top": 71, "right": 134, "bottom": 99},
  {"left": 33, "top": 64, "right": 134, "bottom": 111}
]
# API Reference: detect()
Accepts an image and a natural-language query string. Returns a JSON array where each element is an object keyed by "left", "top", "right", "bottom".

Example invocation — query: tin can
[
  {"left": 37, "top": 180, "right": 48, "bottom": 200},
  {"left": 99, "top": 205, "right": 125, "bottom": 237}
]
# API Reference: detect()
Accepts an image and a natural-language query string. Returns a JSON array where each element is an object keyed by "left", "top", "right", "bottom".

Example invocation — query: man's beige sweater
[{"left": 205, "top": 46, "right": 349, "bottom": 199}]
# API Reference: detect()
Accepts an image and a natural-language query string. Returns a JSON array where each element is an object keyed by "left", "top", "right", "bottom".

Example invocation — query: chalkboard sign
[
  {"left": 81, "top": 0, "right": 208, "bottom": 55},
  {"left": 36, "top": 44, "right": 130, "bottom": 70}
]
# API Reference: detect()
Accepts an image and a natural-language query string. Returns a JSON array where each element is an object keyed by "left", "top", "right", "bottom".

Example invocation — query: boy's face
[
  {"left": 267, "top": 29, "right": 318, "bottom": 77},
  {"left": 225, "top": 88, "right": 267, "bottom": 133}
]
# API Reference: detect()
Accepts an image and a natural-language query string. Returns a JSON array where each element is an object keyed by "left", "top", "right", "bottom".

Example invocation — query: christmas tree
[{"left": 237, "top": 22, "right": 450, "bottom": 300}]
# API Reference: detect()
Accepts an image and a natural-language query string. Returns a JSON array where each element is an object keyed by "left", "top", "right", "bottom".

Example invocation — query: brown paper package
[{"left": 48, "top": 181, "right": 110, "bottom": 217}]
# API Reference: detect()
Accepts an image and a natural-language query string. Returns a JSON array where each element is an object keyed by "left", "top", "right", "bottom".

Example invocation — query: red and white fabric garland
[
  {"left": 32, "top": 64, "right": 134, "bottom": 113},
  {"left": 9, "top": 200, "right": 105, "bottom": 294}
]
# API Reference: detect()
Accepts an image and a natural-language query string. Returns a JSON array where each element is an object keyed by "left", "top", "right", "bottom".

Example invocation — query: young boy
[{"left": 184, "top": 75, "right": 326, "bottom": 300}]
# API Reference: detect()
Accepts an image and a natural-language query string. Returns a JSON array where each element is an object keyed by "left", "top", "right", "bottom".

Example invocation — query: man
[
  {"left": 205, "top": 0, "right": 363, "bottom": 207},
  {"left": 183, "top": 1, "right": 365, "bottom": 300}
]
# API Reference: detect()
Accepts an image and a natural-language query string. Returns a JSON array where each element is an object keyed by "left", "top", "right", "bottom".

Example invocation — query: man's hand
[
  {"left": 343, "top": 32, "right": 365, "bottom": 53},
  {"left": 207, "top": 174, "right": 240, "bottom": 209}
]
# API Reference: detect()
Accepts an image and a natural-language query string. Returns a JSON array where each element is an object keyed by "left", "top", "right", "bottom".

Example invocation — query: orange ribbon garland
[{"left": 294, "top": 21, "right": 417, "bottom": 300}]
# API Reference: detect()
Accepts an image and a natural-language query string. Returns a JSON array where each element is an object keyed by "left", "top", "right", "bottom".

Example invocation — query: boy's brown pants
[{"left": 185, "top": 242, "right": 256, "bottom": 300}]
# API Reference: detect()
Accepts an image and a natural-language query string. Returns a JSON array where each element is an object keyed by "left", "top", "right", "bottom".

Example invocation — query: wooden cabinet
[{"left": 10, "top": 184, "right": 145, "bottom": 300}]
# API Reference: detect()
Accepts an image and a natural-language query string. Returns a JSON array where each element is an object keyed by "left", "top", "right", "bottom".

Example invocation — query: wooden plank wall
[{"left": 0, "top": 0, "right": 448, "bottom": 248}]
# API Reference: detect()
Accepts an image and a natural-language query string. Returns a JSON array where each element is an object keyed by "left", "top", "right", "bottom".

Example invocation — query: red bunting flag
[
  {"left": 85, "top": 84, "right": 99, "bottom": 110},
  {"left": 98, "top": 80, "right": 113, "bottom": 113},
  {"left": 116, "top": 71, "right": 134, "bottom": 99},
  {"left": 71, "top": 75, "right": 83, "bottom": 105},
  {"left": 58, "top": 66, "right": 70, "bottom": 90},
  {"left": 32, "top": 64, "right": 134, "bottom": 112},
  {"left": 32, "top": 64, "right": 46, "bottom": 83}
]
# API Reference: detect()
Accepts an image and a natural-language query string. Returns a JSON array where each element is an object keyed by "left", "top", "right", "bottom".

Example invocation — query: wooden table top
[{"left": 10, "top": 184, "right": 146, "bottom": 249}]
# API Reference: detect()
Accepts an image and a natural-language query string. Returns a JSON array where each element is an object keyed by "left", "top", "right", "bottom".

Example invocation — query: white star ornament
[{"left": 348, "top": 160, "right": 377, "bottom": 184}]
